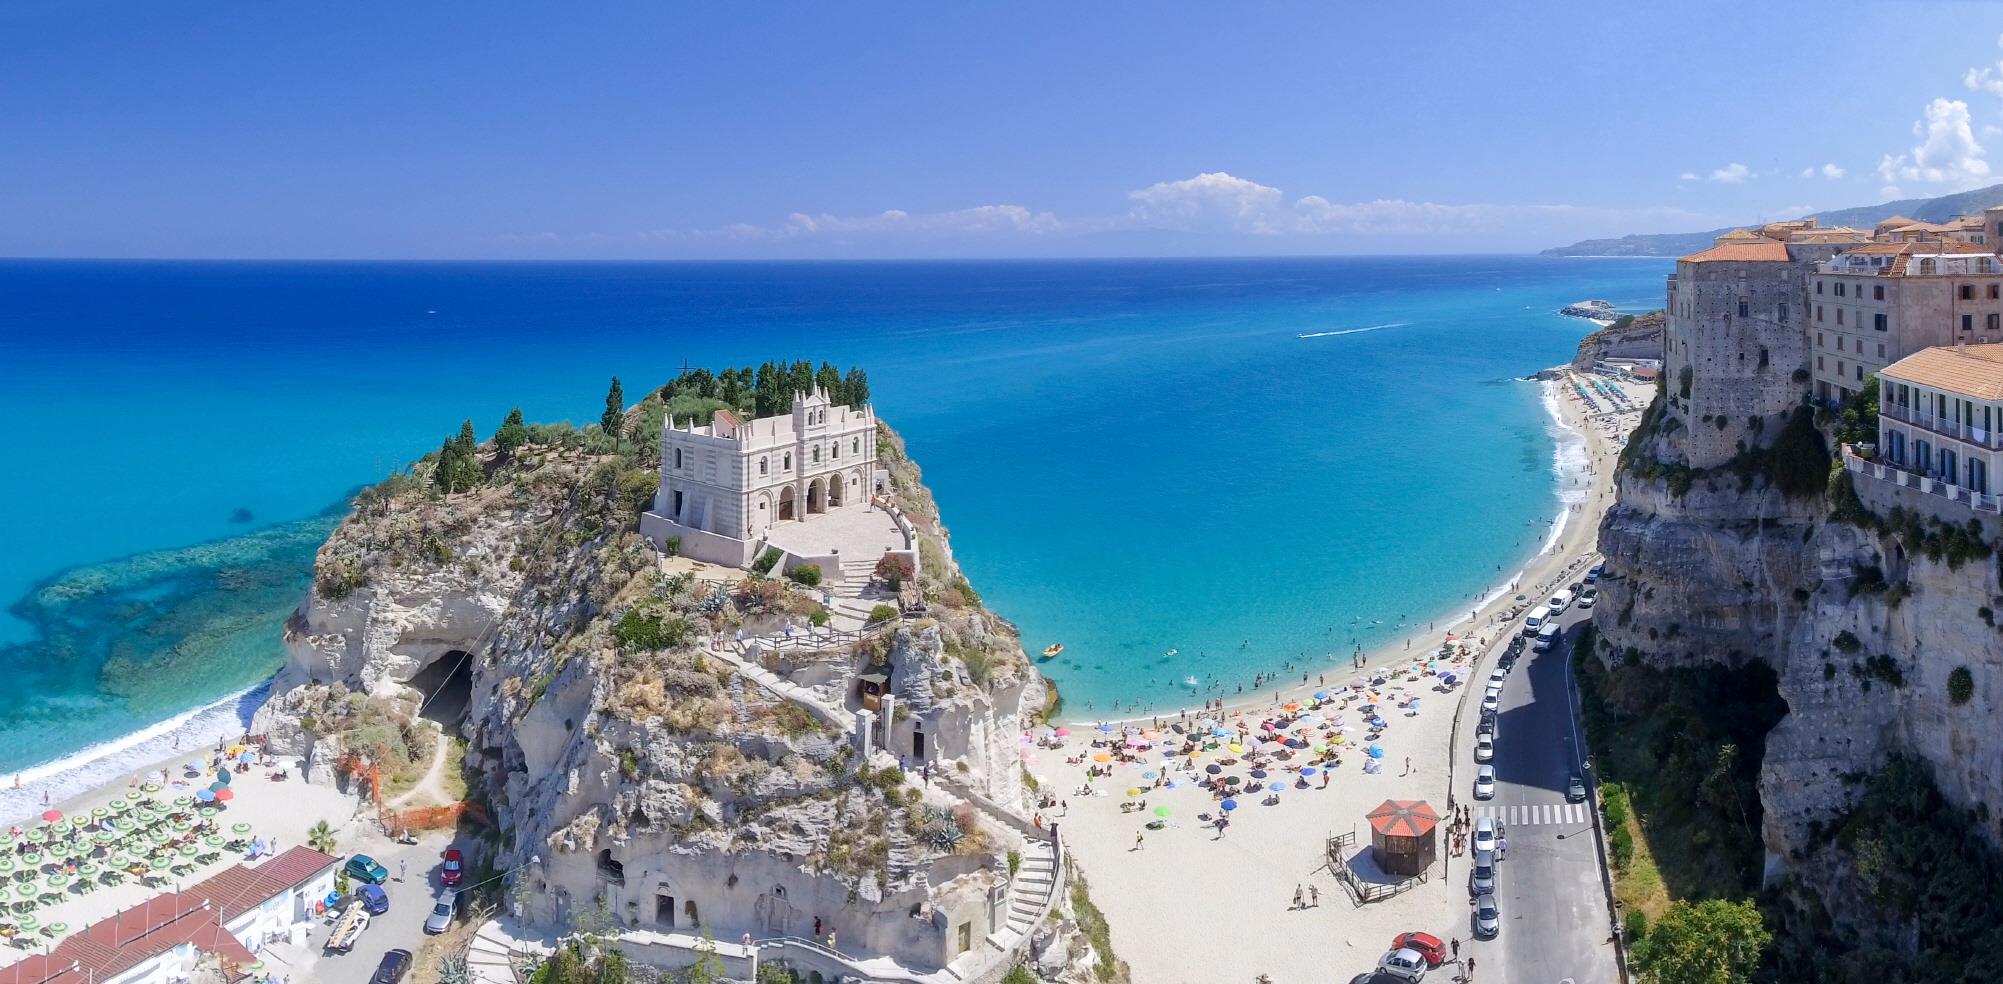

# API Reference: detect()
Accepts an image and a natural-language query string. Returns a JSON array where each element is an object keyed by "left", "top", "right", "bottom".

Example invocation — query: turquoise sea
[{"left": 0, "top": 256, "right": 1670, "bottom": 816}]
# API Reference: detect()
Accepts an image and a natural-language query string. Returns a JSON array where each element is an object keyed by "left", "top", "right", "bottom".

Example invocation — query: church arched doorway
[
  {"left": 827, "top": 472, "right": 846, "bottom": 508},
  {"left": 778, "top": 486, "right": 796, "bottom": 521},
  {"left": 807, "top": 478, "right": 825, "bottom": 515}
]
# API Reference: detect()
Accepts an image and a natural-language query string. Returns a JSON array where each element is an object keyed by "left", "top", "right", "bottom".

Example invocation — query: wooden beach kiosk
[{"left": 1365, "top": 799, "right": 1440, "bottom": 877}]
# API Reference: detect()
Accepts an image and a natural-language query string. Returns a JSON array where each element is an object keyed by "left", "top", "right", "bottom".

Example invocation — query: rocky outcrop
[
  {"left": 255, "top": 410, "right": 1070, "bottom": 977},
  {"left": 1597, "top": 395, "right": 2003, "bottom": 943},
  {"left": 1559, "top": 299, "right": 1619, "bottom": 323},
  {"left": 1570, "top": 310, "right": 1665, "bottom": 370}
]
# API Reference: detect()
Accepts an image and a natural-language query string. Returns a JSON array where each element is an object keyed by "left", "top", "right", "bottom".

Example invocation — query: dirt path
[{"left": 389, "top": 725, "right": 452, "bottom": 808}]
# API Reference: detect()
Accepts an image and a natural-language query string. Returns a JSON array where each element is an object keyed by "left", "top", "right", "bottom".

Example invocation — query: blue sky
[{"left": 7, "top": 2, "right": 2003, "bottom": 258}]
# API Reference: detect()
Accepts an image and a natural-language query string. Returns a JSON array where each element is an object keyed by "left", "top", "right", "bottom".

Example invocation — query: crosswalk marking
[{"left": 1473, "top": 802, "right": 1590, "bottom": 826}]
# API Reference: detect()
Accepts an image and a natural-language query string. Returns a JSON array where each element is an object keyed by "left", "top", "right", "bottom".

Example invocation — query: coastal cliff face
[
  {"left": 1569, "top": 311, "right": 1665, "bottom": 370},
  {"left": 252, "top": 410, "right": 1085, "bottom": 976},
  {"left": 1598, "top": 378, "right": 2003, "bottom": 952}
]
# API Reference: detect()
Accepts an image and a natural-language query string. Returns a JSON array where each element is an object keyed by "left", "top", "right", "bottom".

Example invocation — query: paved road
[
  {"left": 261, "top": 831, "right": 466, "bottom": 984},
  {"left": 1452, "top": 598, "right": 1621, "bottom": 984}
]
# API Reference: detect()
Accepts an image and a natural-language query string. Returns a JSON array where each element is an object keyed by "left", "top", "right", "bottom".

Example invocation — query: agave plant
[{"left": 437, "top": 957, "right": 469, "bottom": 984}]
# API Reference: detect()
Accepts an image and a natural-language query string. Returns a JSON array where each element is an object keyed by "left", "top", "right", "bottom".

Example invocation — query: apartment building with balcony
[
  {"left": 1808, "top": 241, "right": 2003, "bottom": 406},
  {"left": 1871, "top": 344, "right": 2003, "bottom": 504}
]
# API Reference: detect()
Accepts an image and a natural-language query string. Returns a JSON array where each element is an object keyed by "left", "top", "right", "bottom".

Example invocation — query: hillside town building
[
  {"left": 1871, "top": 344, "right": 2003, "bottom": 501},
  {"left": 640, "top": 388, "right": 884, "bottom": 567},
  {"left": 1809, "top": 241, "right": 2003, "bottom": 404}
]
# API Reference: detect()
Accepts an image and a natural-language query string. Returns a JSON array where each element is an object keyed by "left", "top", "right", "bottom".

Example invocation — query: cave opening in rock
[{"left": 406, "top": 650, "right": 475, "bottom": 733}]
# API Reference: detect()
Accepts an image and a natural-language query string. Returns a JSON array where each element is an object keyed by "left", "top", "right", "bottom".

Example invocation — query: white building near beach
[{"left": 640, "top": 388, "right": 884, "bottom": 567}]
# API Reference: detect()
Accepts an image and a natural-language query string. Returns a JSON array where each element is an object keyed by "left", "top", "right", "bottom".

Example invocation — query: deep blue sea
[{"left": 0, "top": 256, "right": 1670, "bottom": 809}]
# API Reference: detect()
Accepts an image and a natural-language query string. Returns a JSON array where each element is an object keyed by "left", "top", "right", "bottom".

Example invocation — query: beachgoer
[
  {"left": 1451, "top": 937, "right": 1461, "bottom": 959},
  {"left": 1134, "top": 831, "right": 1144, "bottom": 851},
  {"left": 1292, "top": 884, "right": 1304, "bottom": 909},
  {"left": 1309, "top": 885, "right": 1320, "bottom": 907},
  {"left": 814, "top": 917, "right": 822, "bottom": 938}
]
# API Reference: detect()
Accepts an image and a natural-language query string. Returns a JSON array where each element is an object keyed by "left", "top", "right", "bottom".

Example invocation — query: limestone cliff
[
  {"left": 253, "top": 405, "right": 1085, "bottom": 979},
  {"left": 1569, "top": 310, "right": 1665, "bottom": 370},
  {"left": 1596, "top": 389, "right": 2003, "bottom": 951}
]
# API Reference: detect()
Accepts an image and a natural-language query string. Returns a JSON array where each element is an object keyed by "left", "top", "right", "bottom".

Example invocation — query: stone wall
[{"left": 1663, "top": 258, "right": 1812, "bottom": 468}]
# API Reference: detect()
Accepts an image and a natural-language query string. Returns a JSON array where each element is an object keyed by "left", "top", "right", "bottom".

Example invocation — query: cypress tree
[
  {"left": 843, "top": 367, "right": 870, "bottom": 407},
  {"left": 602, "top": 376, "right": 625, "bottom": 448},
  {"left": 790, "top": 360, "right": 813, "bottom": 400},
  {"left": 816, "top": 362, "right": 842, "bottom": 400},
  {"left": 494, "top": 407, "right": 528, "bottom": 458},
  {"left": 432, "top": 437, "right": 460, "bottom": 494}
]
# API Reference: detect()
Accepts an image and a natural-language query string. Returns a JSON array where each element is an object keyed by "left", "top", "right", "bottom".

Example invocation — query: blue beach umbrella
[
  {"left": 1141, "top": 771, "right": 1158, "bottom": 780},
  {"left": 194, "top": 790, "right": 215, "bottom": 803},
  {"left": 1220, "top": 799, "right": 1238, "bottom": 811},
  {"left": 1367, "top": 745, "right": 1385, "bottom": 759},
  {"left": 1312, "top": 691, "right": 1330, "bottom": 701},
  {"left": 1299, "top": 767, "right": 1317, "bottom": 777},
  {"left": 1097, "top": 724, "right": 1114, "bottom": 734}
]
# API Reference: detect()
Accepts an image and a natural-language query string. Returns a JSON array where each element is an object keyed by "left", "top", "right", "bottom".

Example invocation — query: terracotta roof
[
  {"left": 0, "top": 957, "right": 89, "bottom": 984},
  {"left": 1881, "top": 345, "right": 2003, "bottom": 400},
  {"left": 252, "top": 845, "right": 340, "bottom": 890},
  {"left": 1366, "top": 799, "right": 1441, "bottom": 838},
  {"left": 1875, "top": 214, "right": 1917, "bottom": 230},
  {"left": 1715, "top": 228, "right": 1765, "bottom": 241},
  {"left": 1837, "top": 240, "right": 1992, "bottom": 257},
  {"left": 1681, "top": 240, "right": 1792, "bottom": 263}
]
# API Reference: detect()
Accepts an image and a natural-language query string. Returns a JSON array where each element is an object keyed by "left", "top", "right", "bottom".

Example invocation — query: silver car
[
  {"left": 1474, "top": 765, "right": 1496, "bottom": 800},
  {"left": 1473, "top": 816, "right": 1502, "bottom": 856},
  {"left": 423, "top": 890, "right": 457, "bottom": 935},
  {"left": 1473, "top": 892, "right": 1500, "bottom": 938},
  {"left": 1469, "top": 849, "right": 1496, "bottom": 897}
]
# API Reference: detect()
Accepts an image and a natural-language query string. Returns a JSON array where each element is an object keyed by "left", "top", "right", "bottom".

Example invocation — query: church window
[
  {"left": 852, "top": 438, "right": 860, "bottom": 454},
  {"left": 783, "top": 452, "right": 792, "bottom": 471},
  {"left": 674, "top": 448, "right": 683, "bottom": 469},
  {"left": 812, "top": 446, "right": 821, "bottom": 464},
  {"left": 832, "top": 442, "right": 840, "bottom": 459},
  {"left": 759, "top": 457, "right": 768, "bottom": 476}
]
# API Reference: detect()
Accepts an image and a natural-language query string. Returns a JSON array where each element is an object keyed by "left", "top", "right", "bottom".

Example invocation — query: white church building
[{"left": 640, "top": 388, "right": 885, "bottom": 567}]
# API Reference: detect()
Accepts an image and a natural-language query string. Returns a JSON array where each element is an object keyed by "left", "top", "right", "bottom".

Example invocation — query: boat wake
[{"left": 1297, "top": 322, "right": 1412, "bottom": 339}]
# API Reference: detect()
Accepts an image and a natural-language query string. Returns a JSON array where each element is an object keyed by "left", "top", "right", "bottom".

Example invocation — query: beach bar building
[{"left": 1366, "top": 799, "right": 1439, "bottom": 877}]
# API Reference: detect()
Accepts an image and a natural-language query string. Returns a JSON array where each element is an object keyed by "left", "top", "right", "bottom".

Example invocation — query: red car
[
  {"left": 1391, "top": 931, "right": 1446, "bottom": 968},
  {"left": 440, "top": 849, "right": 464, "bottom": 887}
]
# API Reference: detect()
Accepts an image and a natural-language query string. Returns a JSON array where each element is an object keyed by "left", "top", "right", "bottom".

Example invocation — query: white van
[
  {"left": 1533, "top": 622, "right": 1561, "bottom": 652},
  {"left": 1547, "top": 590, "right": 1572, "bottom": 615},
  {"left": 1522, "top": 612, "right": 1545, "bottom": 635}
]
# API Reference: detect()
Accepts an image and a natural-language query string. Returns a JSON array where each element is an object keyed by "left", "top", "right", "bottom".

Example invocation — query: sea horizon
[{"left": 0, "top": 254, "right": 1672, "bottom": 804}]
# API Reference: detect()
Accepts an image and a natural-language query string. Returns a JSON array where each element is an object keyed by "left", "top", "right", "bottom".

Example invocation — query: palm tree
[{"left": 307, "top": 819, "right": 337, "bottom": 855}]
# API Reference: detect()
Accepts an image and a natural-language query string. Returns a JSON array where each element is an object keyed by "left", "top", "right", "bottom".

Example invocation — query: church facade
[{"left": 640, "top": 388, "right": 881, "bottom": 566}]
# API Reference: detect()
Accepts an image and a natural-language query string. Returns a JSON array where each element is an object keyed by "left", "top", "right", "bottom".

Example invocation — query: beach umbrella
[
  {"left": 230, "top": 823, "right": 252, "bottom": 836},
  {"left": 38, "top": 811, "right": 59, "bottom": 824},
  {"left": 14, "top": 884, "right": 35, "bottom": 901},
  {"left": 204, "top": 835, "right": 226, "bottom": 850},
  {"left": 1223, "top": 776, "right": 1241, "bottom": 786},
  {"left": 13, "top": 915, "right": 36, "bottom": 932},
  {"left": 178, "top": 844, "right": 198, "bottom": 858},
  {"left": 198, "top": 807, "right": 219, "bottom": 819},
  {"left": 1299, "top": 767, "right": 1318, "bottom": 777},
  {"left": 173, "top": 795, "right": 193, "bottom": 808},
  {"left": 1140, "top": 771, "right": 1158, "bottom": 781},
  {"left": 1226, "top": 743, "right": 1244, "bottom": 754},
  {"left": 1096, "top": 724, "right": 1114, "bottom": 734},
  {"left": 1367, "top": 745, "right": 1385, "bottom": 759},
  {"left": 1205, "top": 764, "right": 1222, "bottom": 775},
  {"left": 44, "top": 921, "right": 64, "bottom": 937},
  {"left": 214, "top": 788, "right": 234, "bottom": 802},
  {"left": 1152, "top": 805, "right": 1171, "bottom": 818},
  {"left": 90, "top": 807, "right": 108, "bottom": 822},
  {"left": 195, "top": 790, "right": 215, "bottom": 803},
  {"left": 1220, "top": 799, "right": 1238, "bottom": 811},
  {"left": 1125, "top": 788, "right": 1142, "bottom": 797},
  {"left": 1052, "top": 728, "right": 1069, "bottom": 738},
  {"left": 1249, "top": 769, "right": 1268, "bottom": 779},
  {"left": 20, "top": 852, "right": 41, "bottom": 867},
  {"left": 1091, "top": 753, "right": 1110, "bottom": 764},
  {"left": 1312, "top": 691, "right": 1330, "bottom": 701},
  {"left": 90, "top": 831, "right": 115, "bottom": 846},
  {"left": 75, "top": 863, "right": 96, "bottom": 878}
]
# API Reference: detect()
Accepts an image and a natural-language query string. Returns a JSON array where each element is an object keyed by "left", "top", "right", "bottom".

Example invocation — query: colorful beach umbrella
[
  {"left": 1220, "top": 799, "right": 1238, "bottom": 811},
  {"left": 230, "top": 823, "right": 252, "bottom": 836},
  {"left": 1152, "top": 805, "right": 1171, "bottom": 817},
  {"left": 195, "top": 790, "right": 215, "bottom": 802},
  {"left": 213, "top": 788, "right": 234, "bottom": 802},
  {"left": 38, "top": 811, "right": 59, "bottom": 824}
]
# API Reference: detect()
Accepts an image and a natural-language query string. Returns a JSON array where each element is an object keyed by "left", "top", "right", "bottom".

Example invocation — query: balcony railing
[
  {"left": 1880, "top": 401, "right": 2003, "bottom": 449},
  {"left": 1843, "top": 448, "right": 2002, "bottom": 513}
]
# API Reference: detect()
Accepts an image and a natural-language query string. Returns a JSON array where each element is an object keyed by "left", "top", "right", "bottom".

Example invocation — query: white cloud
[
  {"left": 1876, "top": 97, "right": 1990, "bottom": 189},
  {"left": 1822, "top": 163, "right": 1846, "bottom": 179},
  {"left": 1678, "top": 172, "right": 1701, "bottom": 182},
  {"left": 1126, "top": 172, "right": 1290, "bottom": 232},
  {"left": 1709, "top": 162, "right": 1752, "bottom": 184},
  {"left": 1965, "top": 34, "right": 2003, "bottom": 96}
]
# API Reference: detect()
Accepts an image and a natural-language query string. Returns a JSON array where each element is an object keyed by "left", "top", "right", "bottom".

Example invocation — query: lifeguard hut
[{"left": 1365, "top": 799, "right": 1440, "bottom": 877}]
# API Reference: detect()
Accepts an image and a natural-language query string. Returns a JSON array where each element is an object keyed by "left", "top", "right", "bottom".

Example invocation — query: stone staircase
[
  {"left": 466, "top": 918, "right": 556, "bottom": 984},
  {"left": 994, "top": 839, "right": 1059, "bottom": 946}
]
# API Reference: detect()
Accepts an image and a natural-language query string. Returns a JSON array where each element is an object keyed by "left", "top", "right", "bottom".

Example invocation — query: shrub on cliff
[
  {"left": 786, "top": 564, "right": 822, "bottom": 587},
  {"left": 432, "top": 420, "right": 485, "bottom": 494},
  {"left": 1768, "top": 405, "right": 1829, "bottom": 498},
  {"left": 1631, "top": 898, "right": 1769, "bottom": 984},
  {"left": 874, "top": 554, "right": 914, "bottom": 591},
  {"left": 613, "top": 607, "right": 690, "bottom": 651},
  {"left": 751, "top": 549, "right": 782, "bottom": 575},
  {"left": 1949, "top": 666, "right": 1974, "bottom": 705},
  {"left": 867, "top": 604, "right": 900, "bottom": 625}
]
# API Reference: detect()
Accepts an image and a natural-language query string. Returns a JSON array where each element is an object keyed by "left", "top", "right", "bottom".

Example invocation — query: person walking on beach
[
  {"left": 1133, "top": 831, "right": 1144, "bottom": 852},
  {"left": 1451, "top": 937, "right": 1460, "bottom": 960},
  {"left": 1292, "top": 884, "right": 1304, "bottom": 909},
  {"left": 398, "top": 859, "right": 407, "bottom": 882},
  {"left": 1309, "top": 884, "right": 1320, "bottom": 907}
]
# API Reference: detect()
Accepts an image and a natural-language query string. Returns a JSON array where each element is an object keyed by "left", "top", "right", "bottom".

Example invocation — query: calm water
[{"left": 0, "top": 257, "right": 1670, "bottom": 788}]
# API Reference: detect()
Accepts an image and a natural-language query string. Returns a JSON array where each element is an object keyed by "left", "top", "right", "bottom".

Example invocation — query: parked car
[
  {"left": 1522, "top": 612, "right": 1545, "bottom": 635},
  {"left": 440, "top": 849, "right": 464, "bottom": 887},
  {"left": 1481, "top": 689, "right": 1501, "bottom": 714},
  {"left": 1547, "top": 590, "right": 1572, "bottom": 614},
  {"left": 1577, "top": 591, "right": 1597, "bottom": 609},
  {"left": 1487, "top": 669, "right": 1506, "bottom": 688},
  {"left": 1474, "top": 765, "right": 1497, "bottom": 800},
  {"left": 1533, "top": 623, "right": 1561, "bottom": 652},
  {"left": 357, "top": 883, "right": 390, "bottom": 916},
  {"left": 1568, "top": 580, "right": 1583, "bottom": 595},
  {"left": 424, "top": 891, "right": 458, "bottom": 935},
  {"left": 1477, "top": 709, "right": 1498, "bottom": 740},
  {"left": 1567, "top": 773, "right": 1588, "bottom": 803},
  {"left": 1474, "top": 735, "right": 1495, "bottom": 763},
  {"left": 1473, "top": 893, "right": 1501, "bottom": 939},
  {"left": 1474, "top": 816, "right": 1501, "bottom": 856},
  {"left": 369, "top": 948, "right": 412, "bottom": 984},
  {"left": 1376, "top": 947, "right": 1429, "bottom": 981},
  {"left": 1587, "top": 562, "right": 1604, "bottom": 581},
  {"left": 1469, "top": 849, "right": 1497, "bottom": 897},
  {"left": 345, "top": 854, "right": 390, "bottom": 885},
  {"left": 1391, "top": 932, "right": 1446, "bottom": 968}
]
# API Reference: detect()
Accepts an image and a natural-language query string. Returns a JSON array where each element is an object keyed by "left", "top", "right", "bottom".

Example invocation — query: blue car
[
  {"left": 357, "top": 883, "right": 390, "bottom": 915},
  {"left": 346, "top": 854, "right": 390, "bottom": 885}
]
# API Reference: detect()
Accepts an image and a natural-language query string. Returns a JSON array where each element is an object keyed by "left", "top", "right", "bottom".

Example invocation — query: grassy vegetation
[
  {"left": 1068, "top": 871, "right": 1130, "bottom": 982},
  {"left": 1574, "top": 634, "right": 1785, "bottom": 909}
]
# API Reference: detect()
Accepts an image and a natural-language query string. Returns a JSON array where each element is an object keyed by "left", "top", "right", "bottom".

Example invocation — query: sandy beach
[{"left": 1037, "top": 369, "right": 1649, "bottom": 984}]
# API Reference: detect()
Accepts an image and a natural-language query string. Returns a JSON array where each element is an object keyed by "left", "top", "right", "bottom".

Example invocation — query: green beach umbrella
[
  {"left": 44, "top": 874, "right": 67, "bottom": 889},
  {"left": 14, "top": 915, "right": 36, "bottom": 932},
  {"left": 171, "top": 817, "right": 192, "bottom": 832},
  {"left": 173, "top": 796, "right": 192, "bottom": 809},
  {"left": 113, "top": 816, "right": 134, "bottom": 831},
  {"left": 23, "top": 829, "right": 43, "bottom": 845},
  {"left": 230, "top": 822, "right": 252, "bottom": 836},
  {"left": 91, "top": 831, "right": 115, "bottom": 846},
  {"left": 76, "top": 863, "right": 96, "bottom": 877},
  {"left": 68, "top": 816, "right": 87, "bottom": 830},
  {"left": 198, "top": 807, "right": 219, "bottom": 819},
  {"left": 14, "top": 884, "right": 35, "bottom": 901},
  {"left": 1153, "top": 805, "right": 1172, "bottom": 817},
  {"left": 45, "top": 921, "right": 65, "bottom": 937},
  {"left": 141, "top": 782, "right": 161, "bottom": 794},
  {"left": 203, "top": 835, "right": 226, "bottom": 850},
  {"left": 178, "top": 844, "right": 198, "bottom": 858},
  {"left": 21, "top": 852, "right": 41, "bottom": 866},
  {"left": 0, "top": 857, "right": 13, "bottom": 874},
  {"left": 90, "top": 807, "right": 109, "bottom": 821}
]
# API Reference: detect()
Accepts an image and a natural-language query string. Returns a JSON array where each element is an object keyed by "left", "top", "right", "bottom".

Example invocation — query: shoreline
[{"left": 1062, "top": 368, "right": 1638, "bottom": 726}]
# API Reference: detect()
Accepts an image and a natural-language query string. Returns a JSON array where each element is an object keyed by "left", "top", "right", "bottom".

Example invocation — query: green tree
[
  {"left": 843, "top": 367, "right": 870, "bottom": 407},
  {"left": 1631, "top": 898, "right": 1770, "bottom": 984},
  {"left": 495, "top": 407, "right": 529, "bottom": 458},
  {"left": 816, "top": 361, "right": 843, "bottom": 401},
  {"left": 602, "top": 377, "right": 626, "bottom": 450},
  {"left": 307, "top": 819, "right": 338, "bottom": 854},
  {"left": 680, "top": 932, "right": 726, "bottom": 984},
  {"left": 433, "top": 420, "right": 484, "bottom": 494}
]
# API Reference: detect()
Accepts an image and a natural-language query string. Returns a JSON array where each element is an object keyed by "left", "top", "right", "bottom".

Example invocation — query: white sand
[
  {"left": 1037, "top": 370, "right": 1645, "bottom": 983},
  {"left": 0, "top": 745, "right": 365, "bottom": 968}
]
